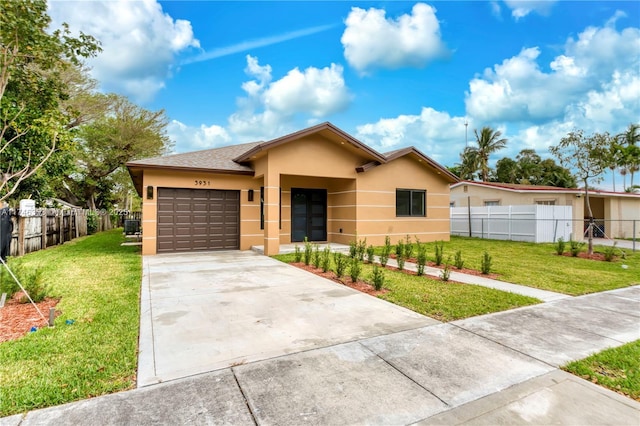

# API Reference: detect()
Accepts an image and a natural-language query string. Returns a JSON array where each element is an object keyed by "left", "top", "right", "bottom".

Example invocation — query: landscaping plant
[
  {"left": 440, "top": 258, "right": 452, "bottom": 282},
  {"left": 603, "top": 243, "right": 617, "bottom": 262},
  {"left": 434, "top": 240, "right": 444, "bottom": 266},
  {"left": 349, "top": 239, "right": 357, "bottom": 258},
  {"left": 303, "top": 238, "right": 312, "bottom": 265},
  {"left": 321, "top": 246, "right": 331, "bottom": 272},
  {"left": 416, "top": 239, "right": 427, "bottom": 276},
  {"left": 371, "top": 265, "right": 385, "bottom": 291},
  {"left": 481, "top": 251, "right": 492, "bottom": 274},
  {"left": 454, "top": 250, "right": 464, "bottom": 270},
  {"left": 379, "top": 236, "right": 392, "bottom": 267},
  {"left": 555, "top": 237, "right": 566, "bottom": 255},
  {"left": 356, "top": 238, "right": 367, "bottom": 261},
  {"left": 569, "top": 239, "right": 584, "bottom": 257},
  {"left": 403, "top": 235, "right": 414, "bottom": 260},
  {"left": 294, "top": 245, "right": 302, "bottom": 263},
  {"left": 366, "top": 245, "right": 375, "bottom": 264},
  {"left": 397, "top": 253, "right": 406, "bottom": 271},
  {"left": 333, "top": 252, "right": 348, "bottom": 278},
  {"left": 312, "top": 244, "right": 321, "bottom": 268},
  {"left": 349, "top": 257, "right": 362, "bottom": 282}
]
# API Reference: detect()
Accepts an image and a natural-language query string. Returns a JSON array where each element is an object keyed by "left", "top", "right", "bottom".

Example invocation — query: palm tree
[
  {"left": 473, "top": 126, "right": 508, "bottom": 182},
  {"left": 617, "top": 124, "right": 640, "bottom": 190},
  {"left": 457, "top": 147, "right": 480, "bottom": 180}
]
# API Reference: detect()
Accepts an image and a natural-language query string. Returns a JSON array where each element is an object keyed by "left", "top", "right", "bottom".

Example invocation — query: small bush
[
  {"left": 555, "top": 237, "right": 566, "bottom": 255},
  {"left": 397, "top": 254, "right": 405, "bottom": 271},
  {"left": 569, "top": 239, "right": 584, "bottom": 257},
  {"left": 603, "top": 243, "right": 617, "bottom": 262},
  {"left": 349, "top": 239, "right": 357, "bottom": 258},
  {"left": 404, "top": 235, "right": 413, "bottom": 260},
  {"left": 321, "top": 246, "right": 331, "bottom": 272},
  {"left": 481, "top": 251, "right": 492, "bottom": 274},
  {"left": 356, "top": 238, "right": 367, "bottom": 261},
  {"left": 21, "top": 268, "right": 50, "bottom": 303},
  {"left": 334, "top": 252, "right": 348, "bottom": 278},
  {"left": 312, "top": 245, "right": 321, "bottom": 268},
  {"left": 416, "top": 239, "right": 427, "bottom": 276},
  {"left": 396, "top": 239, "right": 405, "bottom": 258},
  {"left": 0, "top": 261, "right": 22, "bottom": 297},
  {"left": 380, "top": 236, "right": 392, "bottom": 267},
  {"left": 87, "top": 211, "right": 98, "bottom": 234},
  {"left": 440, "top": 259, "right": 452, "bottom": 282},
  {"left": 294, "top": 245, "right": 302, "bottom": 263},
  {"left": 371, "top": 265, "right": 385, "bottom": 291},
  {"left": 366, "top": 245, "right": 375, "bottom": 264},
  {"left": 454, "top": 250, "right": 464, "bottom": 269},
  {"left": 349, "top": 257, "right": 362, "bottom": 282},
  {"left": 303, "top": 238, "right": 312, "bottom": 265},
  {"left": 434, "top": 240, "right": 444, "bottom": 266}
]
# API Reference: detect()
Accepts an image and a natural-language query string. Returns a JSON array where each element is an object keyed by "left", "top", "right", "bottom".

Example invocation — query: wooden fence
[{"left": 5, "top": 209, "right": 115, "bottom": 257}]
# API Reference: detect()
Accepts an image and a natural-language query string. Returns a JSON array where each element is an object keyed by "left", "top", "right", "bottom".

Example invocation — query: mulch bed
[
  {"left": 560, "top": 252, "right": 608, "bottom": 261},
  {"left": 292, "top": 262, "right": 389, "bottom": 296},
  {"left": 0, "top": 293, "right": 60, "bottom": 343}
]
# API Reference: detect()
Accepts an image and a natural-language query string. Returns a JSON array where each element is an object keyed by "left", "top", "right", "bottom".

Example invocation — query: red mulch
[
  {"left": 561, "top": 252, "right": 608, "bottom": 261},
  {"left": 0, "top": 293, "right": 60, "bottom": 343},
  {"left": 292, "top": 262, "right": 389, "bottom": 296}
]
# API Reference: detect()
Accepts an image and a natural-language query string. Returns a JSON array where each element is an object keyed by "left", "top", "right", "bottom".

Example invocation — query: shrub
[
  {"left": 380, "top": 237, "right": 392, "bottom": 267},
  {"left": 321, "top": 246, "right": 331, "bottom": 272},
  {"left": 481, "top": 251, "right": 492, "bottom": 274},
  {"left": 440, "top": 259, "right": 452, "bottom": 282},
  {"left": 303, "top": 238, "right": 312, "bottom": 265},
  {"left": 416, "top": 240, "right": 427, "bottom": 276},
  {"left": 87, "top": 211, "right": 98, "bottom": 234},
  {"left": 454, "top": 250, "right": 464, "bottom": 269},
  {"left": 396, "top": 239, "right": 405, "bottom": 258},
  {"left": 371, "top": 265, "right": 385, "bottom": 291},
  {"left": 603, "top": 243, "right": 617, "bottom": 262},
  {"left": 334, "top": 252, "right": 348, "bottom": 278},
  {"left": 294, "top": 245, "right": 302, "bottom": 263},
  {"left": 21, "top": 268, "right": 50, "bottom": 303},
  {"left": 312, "top": 244, "right": 321, "bottom": 268},
  {"left": 349, "top": 257, "right": 362, "bottom": 282},
  {"left": 434, "top": 240, "right": 444, "bottom": 266},
  {"left": 0, "top": 260, "right": 22, "bottom": 297},
  {"left": 569, "top": 239, "right": 584, "bottom": 257},
  {"left": 555, "top": 237, "right": 566, "bottom": 255},
  {"left": 397, "top": 254, "right": 405, "bottom": 271},
  {"left": 349, "top": 239, "right": 357, "bottom": 258},
  {"left": 356, "top": 238, "right": 367, "bottom": 261},
  {"left": 404, "top": 235, "right": 413, "bottom": 260},
  {"left": 366, "top": 245, "right": 375, "bottom": 264}
]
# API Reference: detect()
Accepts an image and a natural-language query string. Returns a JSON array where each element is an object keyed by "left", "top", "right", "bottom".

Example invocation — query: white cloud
[
  {"left": 465, "top": 21, "right": 640, "bottom": 126},
  {"left": 167, "top": 120, "right": 231, "bottom": 153},
  {"left": 49, "top": 0, "right": 199, "bottom": 102},
  {"left": 503, "top": 0, "right": 556, "bottom": 19},
  {"left": 229, "top": 55, "right": 351, "bottom": 140},
  {"left": 341, "top": 3, "right": 448, "bottom": 73},
  {"left": 356, "top": 107, "right": 470, "bottom": 163}
]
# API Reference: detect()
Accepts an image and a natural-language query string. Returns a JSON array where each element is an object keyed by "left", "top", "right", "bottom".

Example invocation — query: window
[
  {"left": 484, "top": 200, "right": 500, "bottom": 207},
  {"left": 396, "top": 189, "right": 425, "bottom": 217},
  {"left": 535, "top": 200, "right": 556, "bottom": 205}
]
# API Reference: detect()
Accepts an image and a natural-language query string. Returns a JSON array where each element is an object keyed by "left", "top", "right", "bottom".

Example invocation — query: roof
[
  {"left": 452, "top": 180, "right": 640, "bottom": 198},
  {"left": 127, "top": 122, "right": 459, "bottom": 194}
]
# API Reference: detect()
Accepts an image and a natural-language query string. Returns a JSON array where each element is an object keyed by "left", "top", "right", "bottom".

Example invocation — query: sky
[{"left": 48, "top": 0, "right": 640, "bottom": 190}]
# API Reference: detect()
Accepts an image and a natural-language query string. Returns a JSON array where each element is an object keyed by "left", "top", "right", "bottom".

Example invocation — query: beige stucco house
[
  {"left": 127, "top": 122, "right": 459, "bottom": 255},
  {"left": 450, "top": 181, "right": 640, "bottom": 240}
]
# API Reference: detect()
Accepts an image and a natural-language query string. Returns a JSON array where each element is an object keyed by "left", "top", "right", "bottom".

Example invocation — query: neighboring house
[
  {"left": 127, "top": 122, "right": 459, "bottom": 255},
  {"left": 450, "top": 181, "right": 640, "bottom": 240}
]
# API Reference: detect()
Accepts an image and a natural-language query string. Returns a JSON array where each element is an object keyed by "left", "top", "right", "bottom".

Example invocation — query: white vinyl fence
[{"left": 450, "top": 205, "right": 573, "bottom": 243}]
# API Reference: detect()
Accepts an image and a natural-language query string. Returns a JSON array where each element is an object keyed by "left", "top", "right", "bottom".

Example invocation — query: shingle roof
[{"left": 127, "top": 141, "right": 262, "bottom": 173}]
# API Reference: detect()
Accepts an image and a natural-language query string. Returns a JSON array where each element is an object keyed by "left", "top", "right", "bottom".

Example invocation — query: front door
[{"left": 291, "top": 188, "right": 327, "bottom": 242}]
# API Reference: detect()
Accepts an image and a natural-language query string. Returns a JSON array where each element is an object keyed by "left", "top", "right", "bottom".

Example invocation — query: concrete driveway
[{"left": 138, "top": 250, "right": 436, "bottom": 386}]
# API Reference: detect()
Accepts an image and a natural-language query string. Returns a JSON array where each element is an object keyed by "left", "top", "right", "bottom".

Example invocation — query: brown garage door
[{"left": 157, "top": 188, "right": 240, "bottom": 253}]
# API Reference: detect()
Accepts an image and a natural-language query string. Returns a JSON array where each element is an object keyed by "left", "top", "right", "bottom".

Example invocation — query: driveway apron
[{"left": 137, "top": 250, "right": 437, "bottom": 386}]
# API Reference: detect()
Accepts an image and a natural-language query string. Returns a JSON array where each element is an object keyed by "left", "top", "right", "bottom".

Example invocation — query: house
[
  {"left": 126, "top": 122, "right": 459, "bottom": 255},
  {"left": 450, "top": 181, "right": 640, "bottom": 240}
]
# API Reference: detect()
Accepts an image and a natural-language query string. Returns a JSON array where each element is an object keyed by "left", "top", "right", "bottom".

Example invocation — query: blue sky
[{"left": 49, "top": 1, "right": 639, "bottom": 189}]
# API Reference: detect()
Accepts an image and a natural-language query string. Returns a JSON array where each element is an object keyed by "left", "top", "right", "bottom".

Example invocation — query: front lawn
[
  {"left": 0, "top": 230, "right": 141, "bottom": 417},
  {"left": 378, "top": 236, "right": 640, "bottom": 295},
  {"left": 274, "top": 253, "right": 540, "bottom": 322},
  {"left": 563, "top": 340, "right": 640, "bottom": 401}
]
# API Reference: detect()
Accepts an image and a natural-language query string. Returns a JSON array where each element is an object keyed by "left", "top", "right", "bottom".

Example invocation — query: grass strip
[{"left": 0, "top": 230, "right": 141, "bottom": 417}]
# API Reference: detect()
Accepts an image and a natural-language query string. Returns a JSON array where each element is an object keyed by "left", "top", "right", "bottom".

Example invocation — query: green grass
[
  {"left": 563, "top": 340, "right": 640, "bottom": 401},
  {"left": 274, "top": 253, "right": 540, "bottom": 322},
  {"left": 377, "top": 236, "right": 640, "bottom": 296},
  {"left": 0, "top": 230, "right": 141, "bottom": 417}
]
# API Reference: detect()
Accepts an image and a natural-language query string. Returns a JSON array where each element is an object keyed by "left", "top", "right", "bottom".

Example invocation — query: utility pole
[{"left": 464, "top": 119, "right": 469, "bottom": 146}]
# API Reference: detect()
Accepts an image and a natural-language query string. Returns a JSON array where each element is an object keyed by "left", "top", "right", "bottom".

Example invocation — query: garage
[{"left": 157, "top": 188, "right": 240, "bottom": 253}]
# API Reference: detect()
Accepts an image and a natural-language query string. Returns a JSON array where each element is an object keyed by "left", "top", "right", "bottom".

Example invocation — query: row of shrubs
[
  {"left": 294, "top": 236, "right": 494, "bottom": 287},
  {"left": 555, "top": 237, "right": 624, "bottom": 261}
]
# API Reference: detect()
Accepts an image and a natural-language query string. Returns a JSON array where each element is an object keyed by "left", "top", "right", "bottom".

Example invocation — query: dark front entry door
[{"left": 291, "top": 188, "right": 327, "bottom": 242}]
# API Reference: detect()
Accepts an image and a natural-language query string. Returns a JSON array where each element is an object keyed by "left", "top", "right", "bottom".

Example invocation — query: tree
[
  {"left": 550, "top": 130, "right": 610, "bottom": 254},
  {"left": 61, "top": 94, "right": 171, "bottom": 209},
  {"left": 457, "top": 146, "right": 480, "bottom": 180},
  {"left": 495, "top": 157, "right": 518, "bottom": 183},
  {"left": 0, "top": 0, "right": 100, "bottom": 201},
  {"left": 616, "top": 123, "right": 640, "bottom": 190},
  {"left": 472, "top": 127, "right": 507, "bottom": 182}
]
